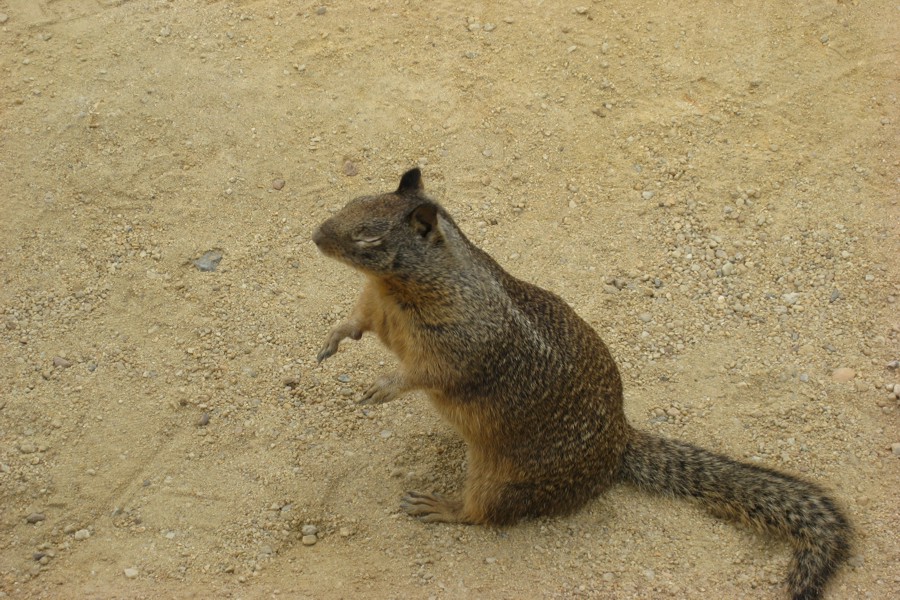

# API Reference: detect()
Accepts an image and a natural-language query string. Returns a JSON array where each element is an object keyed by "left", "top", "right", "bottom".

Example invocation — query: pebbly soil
[{"left": 1, "top": 1, "right": 898, "bottom": 598}]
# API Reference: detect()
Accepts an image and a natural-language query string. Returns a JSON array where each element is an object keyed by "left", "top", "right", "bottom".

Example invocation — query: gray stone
[{"left": 193, "top": 250, "right": 223, "bottom": 272}]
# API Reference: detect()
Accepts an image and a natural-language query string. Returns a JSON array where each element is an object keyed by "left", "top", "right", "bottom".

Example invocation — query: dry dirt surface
[{"left": 1, "top": 1, "right": 898, "bottom": 598}]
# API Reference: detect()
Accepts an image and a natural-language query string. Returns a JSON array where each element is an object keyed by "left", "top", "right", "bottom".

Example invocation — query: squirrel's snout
[{"left": 312, "top": 226, "right": 326, "bottom": 248}]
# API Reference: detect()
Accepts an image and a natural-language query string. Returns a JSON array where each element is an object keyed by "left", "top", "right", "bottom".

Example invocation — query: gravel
[{"left": 0, "top": 2, "right": 894, "bottom": 598}]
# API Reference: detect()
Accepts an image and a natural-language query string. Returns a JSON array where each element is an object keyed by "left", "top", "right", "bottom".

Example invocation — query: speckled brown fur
[{"left": 312, "top": 169, "right": 851, "bottom": 599}]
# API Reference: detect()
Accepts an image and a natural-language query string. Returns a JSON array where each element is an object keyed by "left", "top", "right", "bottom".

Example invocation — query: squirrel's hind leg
[{"left": 401, "top": 476, "right": 580, "bottom": 526}]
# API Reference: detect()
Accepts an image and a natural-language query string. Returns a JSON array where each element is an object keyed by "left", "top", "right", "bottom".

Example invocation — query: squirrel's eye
[{"left": 353, "top": 234, "right": 383, "bottom": 248}]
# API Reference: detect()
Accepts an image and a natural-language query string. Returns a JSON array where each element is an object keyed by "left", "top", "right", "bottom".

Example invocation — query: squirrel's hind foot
[{"left": 400, "top": 491, "right": 465, "bottom": 523}]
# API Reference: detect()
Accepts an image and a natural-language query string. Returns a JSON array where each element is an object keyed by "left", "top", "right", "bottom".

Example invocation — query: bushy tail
[{"left": 620, "top": 429, "right": 851, "bottom": 600}]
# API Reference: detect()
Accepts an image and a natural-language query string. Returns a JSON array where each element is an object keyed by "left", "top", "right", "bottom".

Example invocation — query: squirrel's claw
[{"left": 316, "top": 344, "right": 337, "bottom": 363}]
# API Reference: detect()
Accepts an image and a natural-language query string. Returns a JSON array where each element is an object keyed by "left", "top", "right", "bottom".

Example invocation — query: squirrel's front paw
[
  {"left": 316, "top": 341, "right": 339, "bottom": 363},
  {"left": 359, "top": 373, "right": 405, "bottom": 404},
  {"left": 316, "top": 321, "right": 363, "bottom": 363}
]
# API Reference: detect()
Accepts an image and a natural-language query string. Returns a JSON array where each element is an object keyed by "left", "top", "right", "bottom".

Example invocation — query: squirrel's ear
[
  {"left": 397, "top": 168, "right": 424, "bottom": 194},
  {"left": 410, "top": 203, "right": 439, "bottom": 238}
]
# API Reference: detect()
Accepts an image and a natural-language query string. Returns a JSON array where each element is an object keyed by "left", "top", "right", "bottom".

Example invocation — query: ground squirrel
[{"left": 312, "top": 168, "right": 851, "bottom": 600}]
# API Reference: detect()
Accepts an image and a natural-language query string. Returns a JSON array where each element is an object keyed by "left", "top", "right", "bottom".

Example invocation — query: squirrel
[{"left": 312, "top": 168, "right": 851, "bottom": 600}]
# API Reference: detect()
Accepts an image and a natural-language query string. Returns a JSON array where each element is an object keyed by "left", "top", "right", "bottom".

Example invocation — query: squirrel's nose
[{"left": 312, "top": 226, "right": 325, "bottom": 247}]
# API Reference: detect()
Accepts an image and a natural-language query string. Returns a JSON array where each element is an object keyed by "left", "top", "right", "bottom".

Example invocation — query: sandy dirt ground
[{"left": 1, "top": 1, "right": 898, "bottom": 598}]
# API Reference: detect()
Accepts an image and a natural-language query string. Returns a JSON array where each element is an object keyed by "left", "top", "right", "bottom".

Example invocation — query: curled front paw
[
  {"left": 359, "top": 374, "right": 405, "bottom": 405},
  {"left": 316, "top": 340, "right": 339, "bottom": 363},
  {"left": 316, "top": 322, "right": 363, "bottom": 363}
]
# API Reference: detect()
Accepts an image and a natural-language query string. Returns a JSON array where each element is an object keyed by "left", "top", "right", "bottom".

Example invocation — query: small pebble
[
  {"left": 721, "top": 262, "right": 735, "bottom": 276},
  {"left": 123, "top": 567, "right": 139, "bottom": 579},
  {"left": 831, "top": 367, "right": 856, "bottom": 383},
  {"left": 337, "top": 374, "right": 351, "bottom": 383},
  {"left": 0, "top": 13, "right": 8, "bottom": 24},
  {"left": 301, "top": 524, "right": 318, "bottom": 536},
  {"left": 343, "top": 160, "right": 358, "bottom": 177},
  {"left": 19, "top": 442, "right": 37, "bottom": 454},
  {"left": 891, "top": 443, "right": 900, "bottom": 457},
  {"left": 301, "top": 534, "right": 317, "bottom": 546},
  {"left": 197, "top": 412, "right": 210, "bottom": 427},
  {"left": 272, "top": 178, "right": 286, "bottom": 190},
  {"left": 26, "top": 513, "right": 46, "bottom": 524},
  {"left": 193, "top": 250, "right": 223, "bottom": 272},
  {"left": 73, "top": 529, "right": 91, "bottom": 540},
  {"left": 53, "top": 356, "right": 73, "bottom": 368},
  {"left": 782, "top": 292, "right": 800, "bottom": 306}
]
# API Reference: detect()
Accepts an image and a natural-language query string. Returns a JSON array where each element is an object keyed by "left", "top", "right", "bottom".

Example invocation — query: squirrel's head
[{"left": 313, "top": 168, "right": 462, "bottom": 280}]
